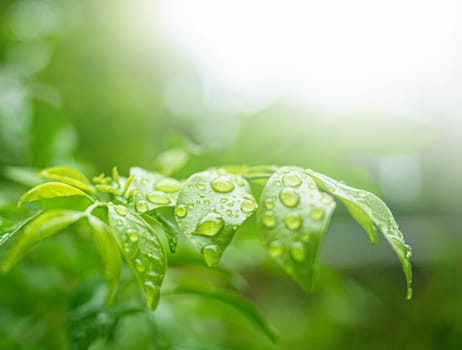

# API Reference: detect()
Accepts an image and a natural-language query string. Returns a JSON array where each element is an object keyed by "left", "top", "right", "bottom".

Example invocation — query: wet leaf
[
  {"left": 305, "top": 169, "right": 413, "bottom": 299},
  {"left": 19, "top": 182, "right": 94, "bottom": 206},
  {"left": 258, "top": 167, "right": 335, "bottom": 291},
  {"left": 87, "top": 215, "right": 122, "bottom": 305},
  {"left": 39, "top": 166, "right": 95, "bottom": 193},
  {"left": 175, "top": 168, "right": 257, "bottom": 266},
  {"left": 108, "top": 205, "right": 167, "bottom": 310},
  {"left": 1, "top": 210, "right": 84, "bottom": 272},
  {"left": 127, "top": 167, "right": 180, "bottom": 212}
]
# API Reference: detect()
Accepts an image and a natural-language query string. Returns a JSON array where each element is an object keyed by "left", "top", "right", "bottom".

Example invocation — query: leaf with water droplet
[
  {"left": 175, "top": 169, "right": 257, "bottom": 266},
  {"left": 165, "top": 285, "right": 277, "bottom": 343},
  {"left": 87, "top": 215, "right": 122, "bottom": 305},
  {"left": 305, "top": 169, "right": 413, "bottom": 299},
  {"left": 108, "top": 206, "right": 167, "bottom": 310},
  {"left": 258, "top": 167, "right": 335, "bottom": 291},
  {"left": 126, "top": 167, "right": 179, "bottom": 212},
  {"left": 38, "top": 166, "right": 95, "bottom": 194},
  {"left": 19, "top": 182, "right": 94, "bottom": 207},
  {"left": 1, "top": 210, "right": 85, "bottom": 272}
]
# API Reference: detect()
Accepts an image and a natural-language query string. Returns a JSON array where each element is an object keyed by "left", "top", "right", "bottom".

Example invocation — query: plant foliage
[{"left": 0, "top": 165, "right": 413, "bottom": 331}]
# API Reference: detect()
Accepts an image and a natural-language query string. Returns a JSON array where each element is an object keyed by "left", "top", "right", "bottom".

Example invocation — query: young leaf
[
  {"left": 305, "top": 169, "right": 413, "bottom": 299},
  {"left": 87, "top": 215, "right": 122, "bottom": 305},
  {"left": 108, "top": 206, "right": 167, "bottom": 310},
  {"left": 1, "top": 210, "right": 85, "bottom": 272},
  {"left": 175, "top": 168, "right": 257, "bottom": 267},
  {"left": 127, "top": 167, "right": 181, "bottom": 212},
  {"left": 19, "top": 182, "right": 94, "bottom": 206},
  {"left": 165, "top": 285, "right": 277, "bottom": 343},
  {"left": 258, "top": 167, "right": 336, "bottom": 291},
  {"left": 39, "top": 166, "right": 95, "bottom": 193}
]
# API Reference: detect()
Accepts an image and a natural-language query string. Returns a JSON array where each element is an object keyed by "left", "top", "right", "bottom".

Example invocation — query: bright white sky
[{"left": 157, "top": 0, "right": 462, "bottom": 120}]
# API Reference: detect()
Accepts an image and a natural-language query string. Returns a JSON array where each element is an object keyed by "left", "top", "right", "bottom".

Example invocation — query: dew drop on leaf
[
  {"left": 135, "top": 258, "right": 146, "bottom": 273},
  {"left": 309, "top": 208, "right": 325, "bottom": 221},
  {"left": 115, "top": 206, "right": 129, "bottom": 217},
  {"left": 283, "top": 174, "right": 302, "bottom": 187},
  {"left": 211, "top": 176, "right": 235, "bottom": 193},
  {"left": 240, "top": 199, "right": 257, "bottom": 213},
  {"left": 269, "top": 240, "right": 283, "bottom": 257},
  {"left": 175, "top": 205, "right": 187, "bottom": 218},
  {"left": 127, "top": 229, "right": 138, "bottom": 242},
  {"left": 279, "top": 188, "right": 300, "bottom": 208},
  {"left": 290, "top": 242, "right": 305, "bottom": 262},
  {"left": 262, "top": 212, "right": 276, "bottom": 228},
  {"left": 147, "top": 191, "right": 171, "bottom": 205},
  {"left": 264, "top": 199, "right": 274, "bottom": 209},
  {"left": 135, "top": 200, "right": 149, "bottom": 213},
  {"left": 194, "top": 213, "right": 225, "bottom": 237},
  {"left": 155, "top": 178, "right": 181, "bottom": 193},
  {"left": 284, "top": 214, "right": 302, "bottom": 230},
  {"left": 201, "top": 244, "right": 221, "bottom": 267}
]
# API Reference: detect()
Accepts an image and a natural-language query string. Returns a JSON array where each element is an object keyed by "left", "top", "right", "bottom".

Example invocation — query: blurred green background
[{"left": 1, "top": 0, "right": 461, "bottom": 349}]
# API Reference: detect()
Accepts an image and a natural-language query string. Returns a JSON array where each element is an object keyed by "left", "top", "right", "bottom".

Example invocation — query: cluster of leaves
[{"left": 0, "top": 165, "right": 413, "bottom": 316}]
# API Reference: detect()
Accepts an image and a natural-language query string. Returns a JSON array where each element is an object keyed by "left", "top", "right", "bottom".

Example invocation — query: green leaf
[
  {"left": 175, "top": 168, "right": 257, "bottom": 267},
  {"left": 258, "top": 167, "right": 336, "bottom": 291},
  {"left": 87, "top": 215, "right": 122, "bottom": 305},
  {"left": 0, "top": 211, "right": 42, "bottom": 248},
  {"left": 19, "top": 182, "right": 94, "bottom": 206},
  {"left": 39, "top": 167, "right": 95, "bottom": 193},
  {"left": 305, "top": 169, "right": 413, "bottom": 299},
  {"left": 1, "top": 210, "right": 84, "bottom": 272},
  {"left": 165, "top": 285, "right": 277, "bottom": 343},
  {"left": 108, "top": 205, "right": 167, "bottom": 310},
  {"left": 127, "top": 167, "right": 181, "bottom": 211}
]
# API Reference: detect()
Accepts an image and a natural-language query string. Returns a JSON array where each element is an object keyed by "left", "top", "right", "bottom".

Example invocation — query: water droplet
[
  {"left": 175, "top": 205, "right": 187, "bottom": 218},
  {"left": 284, "top": 214, "right": 302, "bottom": 230},
  {"left": 405, "top": 245, "right": 413, "bottom": 259},
  {"left": 188, "top": 184, "right": 194, "bottom": 190},
  {"left": 116, "top": 219, "right": 124, "bottom": 226},
  {"left": 290, "top": 242, "right": 305, "bottom": 262},
  {"left": 226, "top": 209, "right": 233, "bottom": 217},
  {"left": 310, "top": 208, "right": 325, "bottom": 220},
  {"left": 127, "top": 229, "right": 138, "bottom": 242},
  {"left": 133, "top": 191, "right": 144, "bottom": 201},
  {"left": 135, "top": 258, "right": 146, "bottom": 273},
  {"left": 147, "top": 191, "right": 171, "bottom": 205},
  {"left": 195, "top": 183, "right": 206, "bottom": 190},
  {"left": 188, "top": 203, "right": 194, "bottom": 209},
  {"left": 268, "top": 240, "right": 283, "bottom": 257},
  {"left": 279, "top": 188, "right": 300, "bottom": 207},
  {"left": 194, "top": 213, "right": 224, "bottom": 237},
  {"left": 321, "top": 194, "right": 334, "bottom": 204},
  {"left": 155, "top": 178, "right": 180, "bottom": 193},
  {"left": 358, "top": 190, "right": 367, "bottom": 198},
  {"left": 202, "top": 244, "right": 221, "bottom": 266},
  {"left": 211, "top": 176, "right": 235, "bottom": 193},
  {"left": 135, "top": 200, "right": 149, "bottom": 213},
  {"left": 283, "top": 174, "right": 302, "bottom": 187},
  {"left": 204, "top": 199, "right": 211, "bottom": 205},
  {"left": 280, "top": 167, "right": 290, "bottom": 173},
  {"left": 236, "top": 179, "right": 245, "bottom": 186},
  {"left": 115, "top": 205, "right": 129, "bottom": 217},
  {"left": 262, "top": 212, "right": 276, "bottom": 228},
  {"left": 308, "top": 182, "right": 317, "bottom": 190},
  {"left": 220, "top": 198, "right": 228, "bottom": 203},
  {"left": 240, "top": 200, "right": 257, "bottom": 213},
  {"left": 123, "top": 243, "right": 132, "bottom": 253},
  {"left": 264, "top": 199, "right": 274, "bottom": 209}
]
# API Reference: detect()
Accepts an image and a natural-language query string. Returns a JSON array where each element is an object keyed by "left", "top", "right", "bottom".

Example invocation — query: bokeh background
[{"left": 1, "top": 0, "right": 461, "bottom": 349}]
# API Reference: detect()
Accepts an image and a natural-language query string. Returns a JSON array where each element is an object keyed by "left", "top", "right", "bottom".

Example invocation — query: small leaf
[
  {"left": 175, "top": 168, "right": 257, "bottom": 266},
  {"left": 87, "top": 215, "right": 122, "bottom": 305},
  {"left": 165, "top": 285, "right": 277, "bottom": 343},
  {"left": 128, "top": 167, "right": 180, "bottom": 211},
  {"left": 258, "top": 167, "right": 336, "bottom": 291},
  {"left": 19, "top": 182, "right": 94, "bottom": 206},
  {"left": 95, "top": 184, "right": 120, "bottom": 196},
  {"left": 108, "top": 206, "right": 167, "bottom": 310},
  {"left": 39, "top": 167, "right": 95, "bottom": 193},
  {"left": 1, "top": 210, "right": 84, "bottom": 272},
  {"left": 305, "top": 169, "right": 413, "bottom": 299}
]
